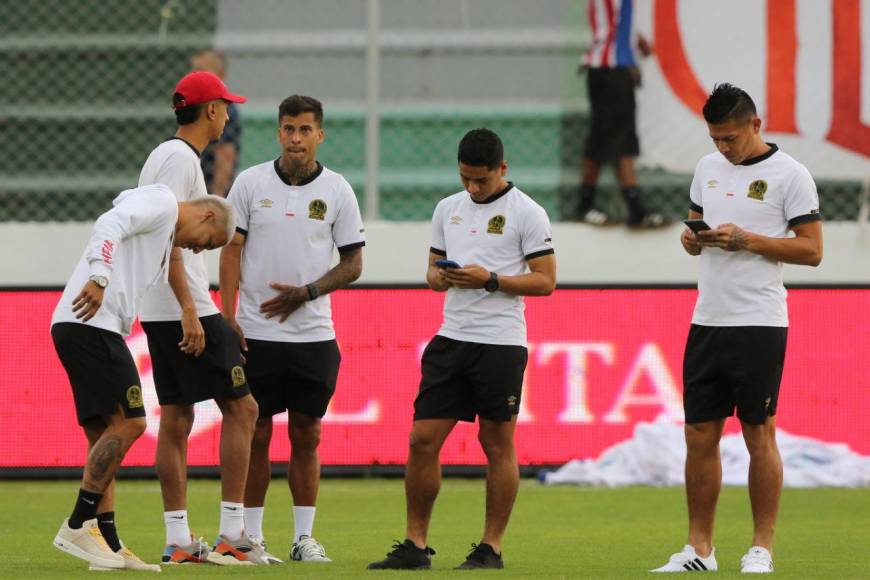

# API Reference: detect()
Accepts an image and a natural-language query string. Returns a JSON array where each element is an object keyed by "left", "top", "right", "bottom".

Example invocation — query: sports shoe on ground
[
  {"left": 90, "top": 545, "right": 161, "bottom": 572},
  {"left": 455, "top": 542, "right": 504, "bottom": 570},
  {"left": 740, "top": 546, "right": 773, "bottom": 573},
  {"left": 291, "top": 535, "right": 331, "bottom": 562},
  {"left": 579, "top": 208, "right": 613, "bottom": 226},
  {"left": 161, "top": 536, "right": 210, "bottom": 564},
  {"left": 650, "top": 544, "right": 718, "bottom": 572},
  {"left": 53, "top": 518, "right": 125, "bottom": 569},
  {"left": 628, "top": 212, "right": 670, "bottom": 229},
  {"left": 248, "top": 536, "right": 284, "bottom": 564},
  {"left": 207, "top": 532, "right": 282, "bottom": 565},
  {"left": 366, "top": 539, "right": 435, "bottom": 570}
]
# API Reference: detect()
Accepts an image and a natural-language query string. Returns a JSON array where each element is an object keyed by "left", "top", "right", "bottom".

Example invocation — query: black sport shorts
[
  {"left": 683, "top": 325, "right": 788, "bottom": 425},
  {"left": 51, "top": 322, "right": 146, "bottom": 426},
  {"left": 245, "top": 338, "right": 341, "bottom": 419},
  {"left": 141, "top": 314, "right": 251, "bottom": 406},
  {"left": 414, "top": 335, "right": 528, "bottom": 423},
  {"left": 583, "top": 66, "right": 640, "bottom": 162}
]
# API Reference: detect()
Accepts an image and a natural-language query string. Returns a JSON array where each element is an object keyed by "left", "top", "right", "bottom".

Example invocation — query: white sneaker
[
  {"left": 291, "top": 535, "right": 331, "bottom": 562},
  {"left": 741, "top": 546, "right": 773, "bottom": 573},
  {"left": 651, "top": 545, "right": 718, "bottom": 572},
  {"left": 248, "top": 536, "right": 284, "bottom": 565},
  {"left": 53, "top": 518, "right": 125, "bottom": 569},
  {"left": 89, "top": 545, "right": 161, "bottom": 572}
]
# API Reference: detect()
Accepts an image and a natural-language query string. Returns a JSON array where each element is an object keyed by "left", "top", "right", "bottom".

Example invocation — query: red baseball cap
[{"left": 173, "top": 71, "right": 247, "bottom": 109}]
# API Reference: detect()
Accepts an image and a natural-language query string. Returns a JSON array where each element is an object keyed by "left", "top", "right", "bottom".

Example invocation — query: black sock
[
  {"left": 97, "top": 511, "right": 122, "bottom": 552},
  {"left": 69, "top": 488, "right": 103, "bottom": 529},
  {"left": 578, "top": 184, "right": 597, "bottom": 215},
  {"left": 621, "top": 186, "right": 647, "bottom": 222}
]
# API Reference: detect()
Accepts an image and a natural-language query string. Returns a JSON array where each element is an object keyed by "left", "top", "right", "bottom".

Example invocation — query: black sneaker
[
  {"left": 367, "top": 539, "right": 435, "bottom": 570},
  {"left": 455, "top": 542, "right": 504, "bottom": 570}
]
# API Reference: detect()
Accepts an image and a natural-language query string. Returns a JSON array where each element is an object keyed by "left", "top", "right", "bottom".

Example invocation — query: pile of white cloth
[{"left": 542, "top": 418, "right": 870, "bottom": 488}]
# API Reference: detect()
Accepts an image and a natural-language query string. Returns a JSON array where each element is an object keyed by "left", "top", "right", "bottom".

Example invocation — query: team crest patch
[
  {"left": 126, "top": 385, "right": 144, "bottom": 408},
  {"left": 747, "top": 179, "right": 767, "bottom": 200},
  {"left": 487, "top": 214, "right": 506, "bottom": 234},
  {"left": 231, "top": 365, "right": 246, "bottom": 388},
  {"left": 258, "top": 198, "right": 274, "bottom": 208},
  {"left": 309, "top": 199, "right": 327, "bottom": 220}
]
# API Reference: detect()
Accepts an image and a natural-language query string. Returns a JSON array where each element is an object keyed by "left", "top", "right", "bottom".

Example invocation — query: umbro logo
[
  {"left": 705, "top": 180, "right": 718, "bottom": 189},
  {"left": 258, "top": 198, "right": 274, "bottom": 208},
  {"left": 449, "top": 216, "right": 463, "bottom": 225}
]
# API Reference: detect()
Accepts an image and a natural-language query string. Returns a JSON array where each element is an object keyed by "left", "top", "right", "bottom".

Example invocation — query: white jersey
[
  {"left": 690, "top": 144, "right": 821, "bottom": 327},
  {"left": 137, "top": 138, "right": 219, "bottom": 321},
  {"left": 431, "top": 183, "right": 554, "bottom": 347},
  {"left": 228, "top": 160, "right": 366, "bottom": 342},
  {"left": 51, "top": 185, "right": 177, "bottom": 336}
]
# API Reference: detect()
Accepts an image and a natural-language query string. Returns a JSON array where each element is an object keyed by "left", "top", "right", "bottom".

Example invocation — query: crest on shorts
[
  {"left": 747, "top": 179, "right": 767, "bottom": 201},
  {"left": 231, "top": 366, "right": 246, "bottom": 388},
  {"left": 507, "top": 395, "right": 517, "bottom": 407},
  {"left": 126, "top": 385, "right": 144, "bottom": 408},
  {"left": 487, "top": 214, "right": 506, "bottom": 234},
  {"left": 258, "top": 198, "right": 274, "bottom": 208},
  {"left": 309, "top": 199, "right": 327, "bottom": 220}
]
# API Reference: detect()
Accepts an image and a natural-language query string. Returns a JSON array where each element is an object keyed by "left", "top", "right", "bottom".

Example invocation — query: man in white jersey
[
  {"left": 368, "top": 129, "right": 556, "bottom": 571},
  {"left": 220, "top": 95, "right": 364, "bottom": 563},
  {"left": 652, "top": 84, "right": 822, "bottom": 574},
  {"left": 137, "top": 71, "right": 271, "bottom": 565},
  {"left": 51, "top": 184, "right": 234, "bottom": 572}
]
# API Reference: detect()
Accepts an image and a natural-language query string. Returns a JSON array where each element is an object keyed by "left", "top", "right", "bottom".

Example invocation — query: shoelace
[
  {"left": 386, "top": 540, "right": 435, "bottom": 558},
  {"left": 88, "top": 526, "right": 113, "bottom": 552},
  {"left": 298, "top": 538, "right": 327, "bottom": 558},
  {"left": 742, "top": 552, "right": 771, "bottom": 569},
  {"left": 466, "top": 543, "right": 490, "bottom": 563}
]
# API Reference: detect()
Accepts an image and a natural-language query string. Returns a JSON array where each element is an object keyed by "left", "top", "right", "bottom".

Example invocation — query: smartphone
[
  {"left": 435, "top": 259, "right": 462, "bottom": 269},
  {"left": 683, "top": 219, "right": 712, "bottom": 234}
]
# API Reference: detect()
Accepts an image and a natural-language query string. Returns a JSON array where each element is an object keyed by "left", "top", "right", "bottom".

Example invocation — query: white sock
[
  {"left": 244, "top": 506, "right": 265, "bottom": 539},
  {"left": 293, "top": 506, "right": 316, "bottom": 542},
  {"left": 219, "top": 501, "right": 245, "bottom": 540},
  {"left": 164, "top": 510, "right": 191, "bottom": 547}
]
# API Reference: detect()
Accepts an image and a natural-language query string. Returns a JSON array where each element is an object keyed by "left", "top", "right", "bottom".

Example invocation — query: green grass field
[{"left": 2, "top": 479, "right": 867, "bottom": 578}]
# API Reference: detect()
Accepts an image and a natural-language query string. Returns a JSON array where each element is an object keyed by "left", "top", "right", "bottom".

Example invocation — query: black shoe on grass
[
  {"left": 455, "top": 542, "right": 504, "bottom": 570},
  {"left": 367, "top": 539, "right": 435, "bottom": 570}
]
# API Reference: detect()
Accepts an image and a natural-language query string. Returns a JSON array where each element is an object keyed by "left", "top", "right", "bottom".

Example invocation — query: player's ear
[{"left": 201, "top": 209, "right": 216, "bottom": 224}]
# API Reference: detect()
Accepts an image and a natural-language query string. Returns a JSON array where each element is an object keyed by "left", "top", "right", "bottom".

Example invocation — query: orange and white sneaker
[
  {"left": 90, "top": 545, "right": 161, "bottom": 572},
  {"left": 161, "top": 536, "right": 210, "bottom": 564},
  {"left": 206, "top": 533, "right": 280, "bottom": 565}
]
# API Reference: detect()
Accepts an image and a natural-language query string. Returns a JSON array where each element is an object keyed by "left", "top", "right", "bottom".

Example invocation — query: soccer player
[
  {"left": 138, "top": 71, "right": 274, "bottom": 565},
  {"left": 367, "top": 128, "right": 556, "bottom": 571},
  {"left": 51, "top": 184, "right": 235, "bottom": 572},
  {"left": 220, "top": 95, "right": 364, "bottom": 563},
  {"left": 651, "top": 84, "right": 822, "bottom": 574}
]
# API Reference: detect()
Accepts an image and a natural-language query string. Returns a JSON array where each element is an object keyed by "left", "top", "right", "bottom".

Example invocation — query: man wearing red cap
[{"left": 137, "top": 71, "right": 278, "bottom": 566}]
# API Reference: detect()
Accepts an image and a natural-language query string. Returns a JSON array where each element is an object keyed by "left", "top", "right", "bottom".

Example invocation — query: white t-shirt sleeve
[
  {"left": 227, "top": 173, "right": 252, "bottom": 234},
  {"left": 86, "top": 188, "right": 175, "bottom": 279},
  {"left": 520, "top": 204, "right": 555, "bottom": 260},
  {"left": 689, "top": 159, "right": 704, "bottom": 213},
  {"left": 152, "top": 152, "right": 197, "bottom": 201},
  {"left": 783, "top": 163, "right": 821, "bottom": 226},
  {"left": 430, "top": 200, "right": 447, "bottom": 255},
  {"left": 332, "top": 181, "right": 366, "bottom": 250}
]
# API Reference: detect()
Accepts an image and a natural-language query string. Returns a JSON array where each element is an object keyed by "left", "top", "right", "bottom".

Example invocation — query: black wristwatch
[
  {"left": 484, "top": 272, "right": 499, "bottom": 293},
  {"left": 306, "top": 283, "right": 320, "bottom": 301}
]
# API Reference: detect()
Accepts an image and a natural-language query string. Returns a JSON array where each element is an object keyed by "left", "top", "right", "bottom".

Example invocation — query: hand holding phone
[
  {"left": 683, "top": 219, "right": 711, "bottom": 234},
  {"left": 435, "top": 259, "right": 462, "bottom": 269}
]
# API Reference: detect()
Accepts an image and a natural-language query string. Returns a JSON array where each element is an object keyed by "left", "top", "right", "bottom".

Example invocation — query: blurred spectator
[
  {"left": 191, "top": 48, "right": 242, "bottom": 197},
  {"left": 576, "top": 0, "right": 664, "bottom": 228}
]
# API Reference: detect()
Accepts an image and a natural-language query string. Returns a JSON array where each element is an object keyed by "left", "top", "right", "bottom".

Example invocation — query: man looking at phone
[
  {"left": 368, "top": 128, "right": 556, "bottom": 571},
  {"left": 653, "top": 84, "right": 822, "bottom": 574}
]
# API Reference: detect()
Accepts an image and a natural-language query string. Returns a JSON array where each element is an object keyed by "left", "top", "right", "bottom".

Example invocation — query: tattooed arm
[{"left": 696, "top": 221, "right": 822, "bottom": 266}]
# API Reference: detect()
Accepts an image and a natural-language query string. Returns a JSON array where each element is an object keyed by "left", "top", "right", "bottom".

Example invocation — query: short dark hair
[
  {"left": 173, "top": 92, "right": 204, "bottom": 125},
  {"left": 702, "top": 83, "right": 757, "bottom": 124},
  {"left": 457, "top": 128, "right": 504, "bottom": 169},
  {"left": 278, "top": 95, "right": 323, "bottom": 125}
]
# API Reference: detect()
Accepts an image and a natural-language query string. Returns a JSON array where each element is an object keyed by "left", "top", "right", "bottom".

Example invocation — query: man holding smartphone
[
  {"left": 653, "top": 84, "right": 823, "bottom": 574},
  {"left": 368, "top": 128, "right": 556, "bottom": 571}
]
